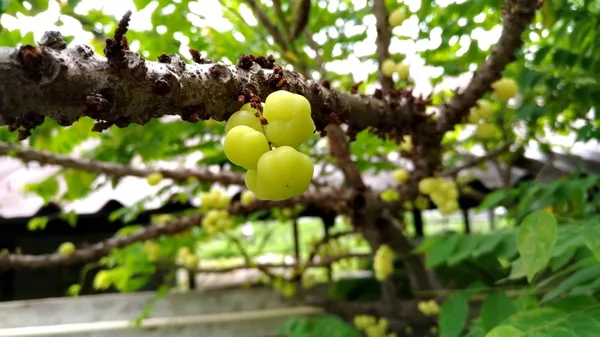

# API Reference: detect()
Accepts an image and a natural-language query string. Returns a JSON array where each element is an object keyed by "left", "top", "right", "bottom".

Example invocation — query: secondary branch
[{"left": 0, "top": 141, "right": 246, "bottom": 185}]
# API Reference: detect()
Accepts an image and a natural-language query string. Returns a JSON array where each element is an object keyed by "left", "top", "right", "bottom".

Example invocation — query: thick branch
[
  {"left": 0, "top": 192, "right": 344, "bottom": 270},
  {"left": 437, "top": 0, "right": 538, "bottom": 132},
  {"left": 0, "top": 33, "right": 403, "bottom": 135},
  {"left": 373, "top": 0, "right": 394, "bottom": 90},
  {"left": 0, "top": 141, "right": 245, "bottom": 185}
]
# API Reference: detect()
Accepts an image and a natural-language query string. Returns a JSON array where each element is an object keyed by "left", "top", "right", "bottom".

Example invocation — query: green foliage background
[{"left": 2, "top": 0, "right": 600, "bottom": 336}]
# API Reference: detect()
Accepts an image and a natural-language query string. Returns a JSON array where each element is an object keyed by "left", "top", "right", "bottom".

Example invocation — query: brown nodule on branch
[{"left": 104, "top": 10, "right": 132, "bottom": 68}]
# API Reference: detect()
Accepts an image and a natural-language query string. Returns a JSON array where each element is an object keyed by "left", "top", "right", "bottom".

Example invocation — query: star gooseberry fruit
[
  {"left": 224, "top": 125, "right": 271, "bottom": 170},
  {"left": 245, "top": 146, "right": 314, "bottom": 201},
  {"left": 471, "top": 99, "right": 494, "bottom": 119},
  {"left": 146, "top": 172, "right": 163, "bottom": 186},
  {"left": 396, "top": 63, "right": 410, "bottom": 80},
  {"left": 225, "top": 103, "right": 264, "bottom": 134},
  {"left": 491, "top": 78, "right": 518, "bottom": 102},
  {"left": 262, "top": 90, "right": 315, "bottom": 148},
  {"left": 381, "top": 59, "right": 396, "bottom": 77},
  {"left": 388, "top": 8, "right": 407, "bottom": 27},
  {"left": 475, "top": 123, "right": 498, "bottom": 139}
]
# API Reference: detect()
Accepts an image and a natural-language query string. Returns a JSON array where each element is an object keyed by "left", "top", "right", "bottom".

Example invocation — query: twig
[
  {"left": 187, "top": 252, "right": 369, "bottom": 274},
  {"left": 442, "top": 142, "right": 512, "bottom": 177},
  {"left": 0, "top": 192, "right": 348, "bottom": 270},
  {"left": 372, "top": 0, "right": 394, "bottom": 90},
  {"left": 244, "top": 0, "right": 290, "bottom": 51},
  {"left": 0, "top": 141, "right": 246, "bottom": 186}
]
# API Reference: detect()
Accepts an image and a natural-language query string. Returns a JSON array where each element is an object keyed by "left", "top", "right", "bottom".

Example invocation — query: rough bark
[{"left": 0, "top": 32, "right": 405, "bottom": 136}]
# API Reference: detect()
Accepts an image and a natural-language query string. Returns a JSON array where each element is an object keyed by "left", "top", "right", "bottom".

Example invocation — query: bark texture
[{"left": 0, "top": 33, "right": 409, "bottom": 136}]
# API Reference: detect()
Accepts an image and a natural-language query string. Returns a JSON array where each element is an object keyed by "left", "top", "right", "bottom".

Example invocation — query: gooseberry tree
[{"left": 1, "top": 0, "right": 600, "bottom": 336}]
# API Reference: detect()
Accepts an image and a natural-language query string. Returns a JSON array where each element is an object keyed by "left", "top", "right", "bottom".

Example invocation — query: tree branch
[
  {"left": 0, "top": 192, "right": 345, "bottom": 270},
  {"left": 244, "top": 0, "right": 290, "bottom": 51},
  {"left": 373, "top": 0, "right": 394, "bottom": 90},
  {"left": 0, "top": 31, "right": 405, "bottom": 137},
  {"left": 437, "top": 0, "right": 538, "bottom": 132},
  {"left": 325, "top": 124, "right": 366, "bottom": 190},
  {"left": 442, "top": 142, "right": 512, "bottom": 177},
  {"left": 0, "top": 141, "right": 246, "bottom": 185}
]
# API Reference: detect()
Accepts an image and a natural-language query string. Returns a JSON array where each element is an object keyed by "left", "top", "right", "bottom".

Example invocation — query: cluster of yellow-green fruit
[
  {"left": 469, "top": 77, "right": 518, "bottom": 139},
  {"left": 224, "top": 90, "right": 315, "bottom": 201},
  {"left": 57, "top": 242, "right": 76, "bottom": 255},
  {"left": 316, "top": 238, "right": 350, "bottom": 258},
  {"left": 381, "top": 59, "right": 410, "bottom": 80},
  {"left": 354, "top": 315, "right": 397, "bottom": 337},
  {"left": 201, "top": 209, "right": 235, "bottom": 235},
  {"left": 418, "top": 177, "right": 459, "bottom": 215},
  {"left": 380, "top": 168, "right": 412, "bottom": 202},
  {"left": 374, "top": 244, "right": 395, "bottom": 281},
  {"left": 199, "top": 189, "right": 231, "bottom": 209},
  {"left": 273, "top": 204, "right": 305, "bottom": 221},
  {"left": 272, "top": 277, "right": 296, "bottom": 298},
  {"left": 177, "top": 247, "right": 199, "bottom": 269},
  {"left": 417, "top": 299, "right": 440, "bottom": 316}
]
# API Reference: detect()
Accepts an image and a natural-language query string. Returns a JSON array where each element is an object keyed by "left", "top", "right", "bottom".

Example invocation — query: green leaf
[
  {"left": 439, "top": 293, "right": 469, "bottom": 337},
  {"left": 481, "top": 292, "right": 517, "bottom": 332},
  {"left": 540, "top": 265, "right": 600, "bottom": 303},
  {"left": 486, "top": 325, "right": 523, "bottom": 337},
  {"left": 425, "top": 234, "right": 460, "bottom": 268},
  {"left": 27, "top": 216, "right": 49, "bottom": 231},
  {"left": 580, "top": 223, "right": 600, "bottom": 262},
  {"left": 59, "top": 211, "right": 78, "bottom": 228},
  {"left": 516, "top": 210, "right": 557, "bottom": 282}
]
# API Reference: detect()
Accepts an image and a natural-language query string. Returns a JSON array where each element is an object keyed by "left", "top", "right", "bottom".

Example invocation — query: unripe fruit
[
  {"left": 224, "top": 125, "right": 271, "bottom": 169},
  {"left": 388, "top": 8, "right": 407, "bottom": 27},
  {"left": 439, "top": 200, "right": 459, "bottom": 215},
  {"left": 401, "top": 135, "right": 413, "bottom": 152},
  {"left": 240, "top": 190, "right": 255, "bottom": 206},
  {"left": 225, "top": 103, "right": 264, "bottom": 134},
  {"left": 380, "top": 189, "right": 400, "bottom": 202},
  {"left": 183, "top": 254, "right": 198, "bottom": 269},
  {"left": 392, "top": 169, "right": 409, "bottom": 184},
  {"left": 249, "top": 146, "right": 314, "bottom": 201},
  {"left": 93, "top": 270, "right": 111, "bottom": 290},
  {"left": 396, "top": 63, "right": 410, "bottom": 80},
  {"left": 475, "top": 123, "right": 498, "bottom": 139},
  {"left": 381, "top": 59, "right": 396, "bottom": 77},
  {"left": 415, "top": 196, "right": 430, "bottom": 210},
  {"left": 418, "top": 178, "right": 437, "bottom": 195},
  {"left": 472, "top": 99, "right": 494, "bottom": 119},
  {"left": 143, "top": 241, "right": 161, "bottom": 262},
  {"left": 58, "top": 242, "right": 75, "bottom": 255},
  {"left": 262, "top": 90, "right": 315, "bottom": 148},
  {"left": 468, "top": 109, "right": 481, "bottom": 124},
  {"left": 146, "top": 172, "right": 163, "bottom": 186},
  {"left": 491, "top": 78, "right": 518, "bottom": 101}
]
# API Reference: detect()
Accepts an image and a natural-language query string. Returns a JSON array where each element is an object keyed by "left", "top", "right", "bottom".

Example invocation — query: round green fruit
[
  {"left": 263, "top": 90, "right": 315, "bottom": 148},
  {"left": 388, "top": 8, "right": 407, "bottom": 27},
  {"left": 58, "top": 242, "right": 75, "bottom": 255},
  {"left": 146, "top": 172, "right": 163, "bottom": 186},
  {"left": 396, "top": 63, "right": 410, "bottom": 80},
  {"left": 224, "top": 125, "right": 271, "bottom": 170},
  {"left": 381, "top": 59, "right": 396, "bottom": 77},
  {"left": 491, "top": 78, "right": 518, "bottom": 101},
  {"left": 225, "top": 104, "right": 264, "bottom": 134}
]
